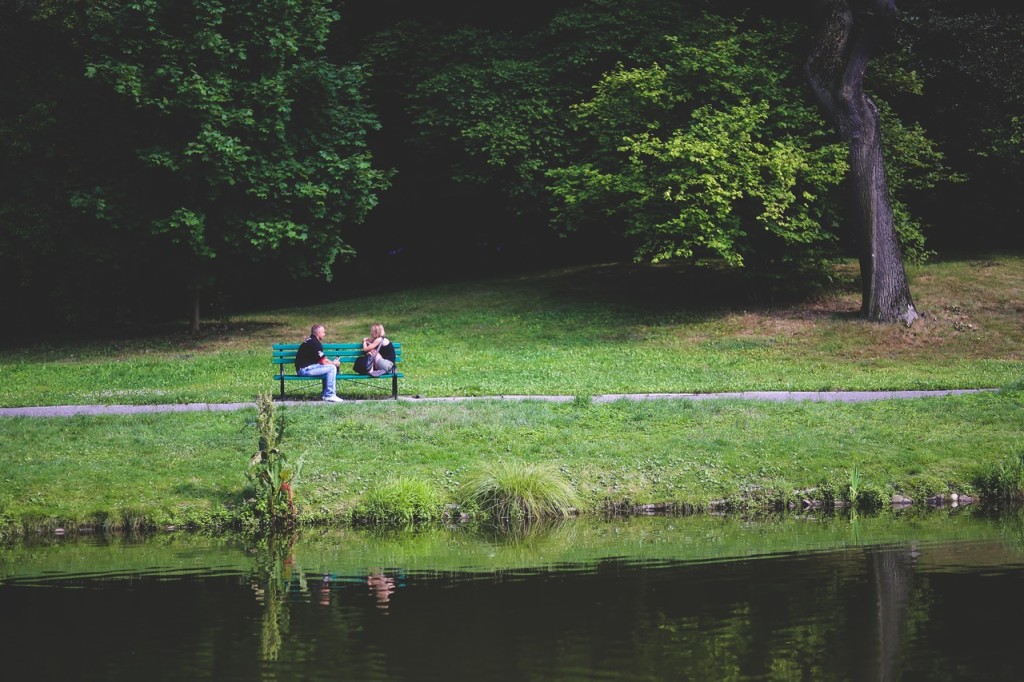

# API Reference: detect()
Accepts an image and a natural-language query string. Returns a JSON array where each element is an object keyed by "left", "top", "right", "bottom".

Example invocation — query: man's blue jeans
[{"left": 297, "top": 363, "right": 338, "bottom": 398}]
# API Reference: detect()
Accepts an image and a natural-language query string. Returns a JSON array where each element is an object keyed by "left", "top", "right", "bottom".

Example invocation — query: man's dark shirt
[{"left": 295, "top": 336, "right": 325, "bottom": 371}]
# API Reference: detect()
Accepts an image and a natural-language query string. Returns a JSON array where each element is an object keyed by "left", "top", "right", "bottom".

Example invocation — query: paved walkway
[{"left": 0, "top": 389, "right": 996, "bottom": 417}]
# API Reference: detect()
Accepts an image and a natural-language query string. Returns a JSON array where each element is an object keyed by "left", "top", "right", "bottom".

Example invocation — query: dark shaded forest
[{"left": 1, "top": 0, "right": 1020, "bottom": 335}]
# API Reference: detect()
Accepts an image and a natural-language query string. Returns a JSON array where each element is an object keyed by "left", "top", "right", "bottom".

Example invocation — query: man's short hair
[{"left": 311, "top": 324, "right": 324, "bottom": 336}]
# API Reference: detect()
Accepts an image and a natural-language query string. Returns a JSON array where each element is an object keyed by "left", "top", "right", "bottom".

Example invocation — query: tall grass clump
[
  {"left": 975, "top": 452, "right": 1024, "bottom": 504},
  {"left": 92, "top": 509, "right": 151, "bottom": 534},
  {"left": 461, "top": 460, "right": 580, "bottom": 524},
  {"left": 352, "top": 477, "right": 444, "bottom": 526}
]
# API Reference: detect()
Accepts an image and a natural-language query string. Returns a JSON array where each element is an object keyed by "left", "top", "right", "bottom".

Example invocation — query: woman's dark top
[{"left": 379, "top": 339, "right": 396, "bottom": 363}]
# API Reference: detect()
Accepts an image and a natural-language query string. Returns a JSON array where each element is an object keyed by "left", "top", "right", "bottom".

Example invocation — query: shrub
[
  {"left": 352, "top": 477, "right": 444, "bottom": 526},
  {"left": 851, "top": 485, "right": 885, "bottom": 511},
  {"left": 975, "top": 452, "right": 1024, "bottom": 504}
]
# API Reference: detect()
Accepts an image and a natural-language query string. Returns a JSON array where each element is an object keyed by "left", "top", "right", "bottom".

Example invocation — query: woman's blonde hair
[{"left": 370, "top": 322, "right": 385, "bottom": 338}]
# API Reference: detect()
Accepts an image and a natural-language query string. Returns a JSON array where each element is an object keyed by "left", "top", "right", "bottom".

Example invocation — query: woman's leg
[{"left": 370, "top": 357, "right": 394, "bottom": 376}]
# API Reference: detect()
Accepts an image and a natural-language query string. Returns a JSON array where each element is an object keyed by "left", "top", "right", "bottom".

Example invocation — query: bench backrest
[{"left": 272, "top": 342, "right": 403, "bottom": 369}]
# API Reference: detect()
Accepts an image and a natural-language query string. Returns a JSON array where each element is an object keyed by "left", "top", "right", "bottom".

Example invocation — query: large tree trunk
[{"left": 806, "top": 0, "right": 918, "bottom": 326}]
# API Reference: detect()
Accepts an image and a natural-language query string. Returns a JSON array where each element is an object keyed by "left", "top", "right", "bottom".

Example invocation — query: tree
[
  {"left": 546, "top": 12, "right": 849, "bottom": 284},
  {"left": 80, "top": 0, "right": 390, "bottom": 332},
  {"left": 356, "top": 0, "right": 701, "bottom": 269},
  {"left": 806, "top": 0, "right": 918, "bottom": 325},
  {"left": 364, "top": 2, "right": 948, "bottom": 296},
  {"left": 538, "top": 1, "right": 948, "bottom": 298}
]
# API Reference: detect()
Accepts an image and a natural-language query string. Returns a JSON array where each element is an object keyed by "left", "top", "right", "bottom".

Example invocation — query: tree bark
[
  {"left": 806, "top": 0, "right": 918, "bottom": 326},
  {"left": 191, "top": 285, "right": 201, "bottom": 334}
]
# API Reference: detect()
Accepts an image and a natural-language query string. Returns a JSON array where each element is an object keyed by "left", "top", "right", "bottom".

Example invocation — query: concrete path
[{"left": 0, "top": 389, "right": 996, "bottom": 418}]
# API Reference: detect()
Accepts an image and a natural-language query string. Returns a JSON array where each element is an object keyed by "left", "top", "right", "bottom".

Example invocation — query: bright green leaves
[
  {"left": 374, "top": 6, "right": 869, "bottom": 278},
  {"left": 1011, "top": 116, "right": 1024, "bottom": 150},
  {"left": 573, "top": 63, "right": 680, "bottom": 145},
  {"left": 550, "top": 16, "right": 847, "bottom": 273}
]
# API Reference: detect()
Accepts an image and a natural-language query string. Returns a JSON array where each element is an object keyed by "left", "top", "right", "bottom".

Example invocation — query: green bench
[{"left": 272, "top": 342, "right": 403, "bottom": 399}]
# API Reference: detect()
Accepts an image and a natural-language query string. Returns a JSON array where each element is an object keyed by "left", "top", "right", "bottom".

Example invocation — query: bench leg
[
  {"left": 280, "top": 376, "right": 286, "bottom": 399},
  {"left": 392, "top": 373, "right": 398, "bottom": 399}
]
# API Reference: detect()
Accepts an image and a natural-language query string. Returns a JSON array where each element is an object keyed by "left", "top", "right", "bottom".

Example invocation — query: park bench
[{"left": 272, "top": 342, "right": 403, "bottom": 399}]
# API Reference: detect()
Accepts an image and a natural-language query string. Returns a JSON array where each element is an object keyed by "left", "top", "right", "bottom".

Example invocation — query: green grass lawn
[
  {"left": 1, "top": 254, "right": 1022, "bottom": 534},
  {"left": 1, "top": 255, "right": 1021, "bottom": 406}
]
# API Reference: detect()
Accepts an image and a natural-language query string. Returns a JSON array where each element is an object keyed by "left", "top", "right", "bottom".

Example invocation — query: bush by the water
[
  {"left": 976, "top": 452, "right": 1024, "bottom": 504},
  {"left": 351, "top": 477, "right": 444, "bottom": 526},
  {"left": 461, "top": 460, "right": 580, "bottom": 523}
]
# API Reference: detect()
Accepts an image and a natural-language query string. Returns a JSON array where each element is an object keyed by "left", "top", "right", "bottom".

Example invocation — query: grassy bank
[
  {"left": 1, "top": 255, "right": 1022, "bottom": 407},
  {"left": 1, "top": 254, "right": 1022, "bottom": 534},
  {"left": 2, "top": 390, "right": 1022, "bottom": 534}
]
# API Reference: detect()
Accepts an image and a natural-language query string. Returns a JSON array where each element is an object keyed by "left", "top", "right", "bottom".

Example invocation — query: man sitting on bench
[{"left": 295, "top": 324, "right": 344, "bottom": 403}]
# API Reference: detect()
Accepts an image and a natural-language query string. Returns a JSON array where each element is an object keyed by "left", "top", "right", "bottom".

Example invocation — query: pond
[{"left": 3, "top": 509, "right": 1024, "bottom": 681}]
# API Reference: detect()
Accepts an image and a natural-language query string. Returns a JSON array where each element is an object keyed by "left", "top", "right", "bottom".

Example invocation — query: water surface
[{"left": 3, "top": 510, "right": 1024, "bottom": 681}]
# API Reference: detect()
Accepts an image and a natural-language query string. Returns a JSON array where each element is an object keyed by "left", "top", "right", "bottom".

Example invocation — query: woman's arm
[{"left": 362, "top": 336, "right": 382, "bottom": 352}]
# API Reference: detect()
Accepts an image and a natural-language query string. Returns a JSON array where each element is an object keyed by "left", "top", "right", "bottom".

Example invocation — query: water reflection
[
  {"left": 251, "top": 532, "right": 296, "bottom": 662},
  {"left": 3, "top": 510, "right": 1024, "bottom": 681},
  {"left": 367, "top": 571, "right": 397, "bottom": 611},
  {"left": 868, "top": 544, "right": 916, "bottom": 682},
  {"left": 313, "top": 573, "right": 332, "bottom": 607}
]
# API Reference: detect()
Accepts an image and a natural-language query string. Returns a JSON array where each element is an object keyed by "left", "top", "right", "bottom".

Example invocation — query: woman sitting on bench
[{"left": 362, "top": 322, "right": 396, "bottom": 377}]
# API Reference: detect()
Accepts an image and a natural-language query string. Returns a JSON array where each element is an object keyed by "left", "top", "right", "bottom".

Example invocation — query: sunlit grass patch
[
  {"left": 351, "top": 476, "right": 445, "bottom": 526},
  {"left": 461, "top": 460, "right": 580, "bottom": 523}
]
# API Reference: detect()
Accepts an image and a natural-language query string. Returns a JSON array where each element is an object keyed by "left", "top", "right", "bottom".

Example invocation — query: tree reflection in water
[{"left": 868, "top": 543, "right": 918, "bottom": 682}]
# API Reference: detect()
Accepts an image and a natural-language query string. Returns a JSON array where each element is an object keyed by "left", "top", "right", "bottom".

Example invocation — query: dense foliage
[
  {"left": 547, "top": 14, "right": 849, "bottom": 276},
  {"left": 895, "top": 0, "right": 1024, "bottom": 248},
  {"left": 356, "top": 0, "right": 962, "bottom": 287},
  {"left": 0, "top": 0, "right": 1020, "bottom": 333},
  {"left": 82, "top": 2, "right": 389, "bottom": 277},
  {"left": 1, "top": 0, "right": 389, "bottom": 332}
]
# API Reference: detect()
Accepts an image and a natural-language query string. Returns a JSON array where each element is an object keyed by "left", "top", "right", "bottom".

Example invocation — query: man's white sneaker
[{"left": 323, "top": 395, "right": 344, "bottom": 403}]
